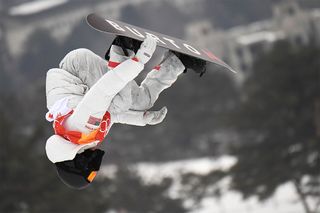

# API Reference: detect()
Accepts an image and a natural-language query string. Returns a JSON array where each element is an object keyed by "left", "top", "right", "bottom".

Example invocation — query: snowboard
[{"left": 86, "top": 13, "right": 236, "bottom": 74}]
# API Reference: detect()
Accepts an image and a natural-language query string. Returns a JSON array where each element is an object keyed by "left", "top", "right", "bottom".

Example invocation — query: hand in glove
[
  {"left": 136, "top": 35, "right": 157, "bottom": 64},
  {"left": 143, "top": 106, "right": 168, "bottom": 125}
]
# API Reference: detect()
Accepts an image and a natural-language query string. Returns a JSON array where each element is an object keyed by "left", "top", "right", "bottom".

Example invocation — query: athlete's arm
[{"left": 112, "top": 107, "right": 167, "bottom": 126}]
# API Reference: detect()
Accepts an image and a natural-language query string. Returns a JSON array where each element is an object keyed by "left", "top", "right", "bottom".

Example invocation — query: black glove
[{"left": 173, "top": 52, "right": 207, "bottom": 77}]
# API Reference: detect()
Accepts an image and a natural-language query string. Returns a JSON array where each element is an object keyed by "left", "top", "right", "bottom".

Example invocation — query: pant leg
[
  {"left": 59, "top": 48, "right": 108, "bottom": 88},
  {"left": 64, "top": 58, "right": 144, "bottom": 134},
  {"left": 130, "top": 52, "right": 185, "bottom": 111}
]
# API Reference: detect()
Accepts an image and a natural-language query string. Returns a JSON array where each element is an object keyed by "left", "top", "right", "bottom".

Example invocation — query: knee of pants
[{"left": 59, "top": 48, "right": 96, "bottom": 71}]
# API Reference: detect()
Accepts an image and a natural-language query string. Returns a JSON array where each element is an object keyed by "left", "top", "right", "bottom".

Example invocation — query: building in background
[{"left": 186, "top": 0, "right": 320, "bottom": 81}]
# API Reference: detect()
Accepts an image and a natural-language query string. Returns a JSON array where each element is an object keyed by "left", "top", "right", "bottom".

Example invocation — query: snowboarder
[{"left": 45, "top": 35, "right": 194, "bottom": 189}]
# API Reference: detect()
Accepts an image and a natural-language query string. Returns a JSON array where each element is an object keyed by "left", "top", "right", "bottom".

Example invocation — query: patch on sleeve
[{"left": 87, "top": 116, "right": 102, "bottom": 126}]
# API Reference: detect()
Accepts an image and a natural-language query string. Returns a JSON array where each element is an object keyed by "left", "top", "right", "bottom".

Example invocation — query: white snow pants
[{"left": 60, "top": 49, "right": 185, "bottom": 134}]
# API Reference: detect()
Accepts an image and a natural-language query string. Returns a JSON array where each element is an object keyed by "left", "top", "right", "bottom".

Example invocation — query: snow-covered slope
[{"left": 102, "top": 156, "right": 314, "bottom": 213}]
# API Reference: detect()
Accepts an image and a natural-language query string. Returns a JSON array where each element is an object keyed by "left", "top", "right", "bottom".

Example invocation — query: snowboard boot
[
  {"left": 173, "top": 52, "right": 207, "bottom": 77},
  {"left": 105, "top": 36, "right": 142, "bottom": 60}
]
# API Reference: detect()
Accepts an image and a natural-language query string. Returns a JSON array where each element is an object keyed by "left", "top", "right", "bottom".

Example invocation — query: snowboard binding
[
  {"left": 105, "top": 36, "right": 142, "bottom": 60},
  {"left": 106, "top": 36, "right": 207, "bottom": 77},
  {"left": 173, "top": 52, "right": 207, "bottom": 77}
]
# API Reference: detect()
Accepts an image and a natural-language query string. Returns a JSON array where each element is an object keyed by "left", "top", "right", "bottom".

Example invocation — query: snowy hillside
[{"left": 102, "top": 156, "right": 314, "bottom": 213}]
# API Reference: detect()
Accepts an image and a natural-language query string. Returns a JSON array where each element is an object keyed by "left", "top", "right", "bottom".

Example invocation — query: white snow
[
  {"left": 237, "top": 31, "right": 284, "bottom": 46},
  {"left": 101, "top": 156, "right": 236, "bottom": 181},
  {"left": 133, "top": 156, "right": 236, "bottom": 182},
  {"left": 9, "top": 0, "right": 69, "bottom": 16},
  {"left": 191, "top": 182, "right": 305, "bottom": 213},
  {"left": 101, "top": 156, "right": 317, "bottom": 212}
]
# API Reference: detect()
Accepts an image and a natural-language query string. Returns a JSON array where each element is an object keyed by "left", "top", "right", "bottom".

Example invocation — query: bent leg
[
  {"left": 64, "top": 74, "right": 116, "bottom": 134},
  {"left": 130, "top": 52, "right": 185, "bottom": 111},
  {"left": 64, "top": 59, "right": 144, "bottom": 134},
  {"left": 59, "top": 48, "right": 108, "bottom": 87}
]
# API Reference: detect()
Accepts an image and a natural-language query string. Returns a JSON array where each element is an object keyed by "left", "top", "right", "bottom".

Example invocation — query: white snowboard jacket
[
  {"left": 45, "top": 46, "right": 185, "bottom": 163},
  {"left": 46, "top": 46, "right": 184, "bottom": 125}
]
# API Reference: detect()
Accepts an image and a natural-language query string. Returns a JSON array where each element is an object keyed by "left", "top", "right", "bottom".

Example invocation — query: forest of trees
[{"left": 180, "top": 42, "right": 320, "bottom": 213}]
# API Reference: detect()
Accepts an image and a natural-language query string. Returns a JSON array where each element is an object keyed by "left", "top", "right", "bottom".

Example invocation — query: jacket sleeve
[
  {"left": 63, "top": 58, "right": 145, "bottom": 134},
  {"left": 88, "top": 58, "right": 144, "bottom": 97},
  {"left": 111, "top": 107, "right": 167, "bottom": 127},
  {"left": 46, "top": 68, "right": 88, "bottom": 109},
  {"left": 111, "top": 110, "right": 146, "bottom": 126}
]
